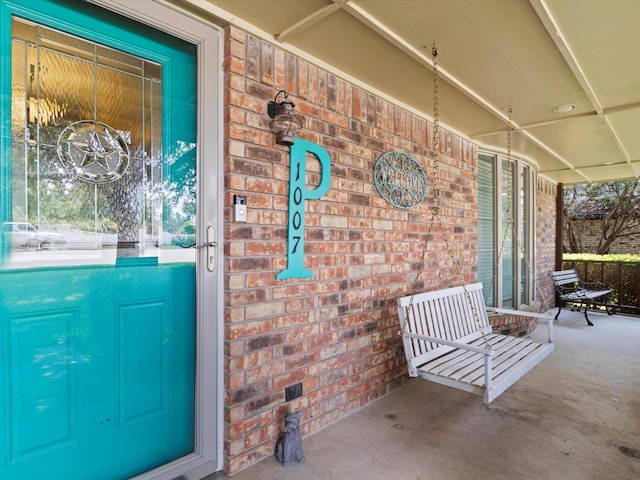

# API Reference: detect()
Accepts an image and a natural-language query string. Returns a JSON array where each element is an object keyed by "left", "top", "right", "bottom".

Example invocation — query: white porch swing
[{"left": 396, "top": 47, "right": 554, "bottom": 404}]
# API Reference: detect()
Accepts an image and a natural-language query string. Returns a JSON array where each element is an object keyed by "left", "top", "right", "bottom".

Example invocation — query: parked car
[
  {"left": 40, "top": 224, "right": 102, "bottom": 249},
  {"left": 2, "top": 222, "right": 66, "bottom": 250}
]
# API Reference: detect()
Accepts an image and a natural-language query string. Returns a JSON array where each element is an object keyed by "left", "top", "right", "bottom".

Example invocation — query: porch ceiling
[{"left": 178, "top": 0, "right": 640, "bottom": 185}]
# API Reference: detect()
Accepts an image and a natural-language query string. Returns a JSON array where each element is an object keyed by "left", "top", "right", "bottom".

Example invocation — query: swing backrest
[{"left": 397, "top": 283, "right": 492, "bottom": 370}]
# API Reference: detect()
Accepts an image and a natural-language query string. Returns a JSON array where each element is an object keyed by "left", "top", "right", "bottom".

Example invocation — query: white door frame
[{"left": 88, "top": 1, "right": 224, "bottom": 478}]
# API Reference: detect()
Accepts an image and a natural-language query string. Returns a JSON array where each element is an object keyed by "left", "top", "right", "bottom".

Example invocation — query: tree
[{"left": 563, "top": 180, "right": 640, "bottom": 254}]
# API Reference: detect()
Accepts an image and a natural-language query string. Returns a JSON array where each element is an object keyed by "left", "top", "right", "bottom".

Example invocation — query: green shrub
[
  {"left": 563, "top": 253, "right": 640, "bottom": 262},
  {"left": 179, "top": 221, "right": 196, "bottom": 234}
]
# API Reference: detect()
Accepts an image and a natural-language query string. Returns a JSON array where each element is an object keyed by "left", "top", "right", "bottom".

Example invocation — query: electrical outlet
[{"left": 285, "top": 382, "right": 303, "bottom": 402}]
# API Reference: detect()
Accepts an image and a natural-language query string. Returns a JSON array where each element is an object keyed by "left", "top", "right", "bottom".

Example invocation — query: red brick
[{"left": 218, "top": 27, "right": 526, "bottom": 476}]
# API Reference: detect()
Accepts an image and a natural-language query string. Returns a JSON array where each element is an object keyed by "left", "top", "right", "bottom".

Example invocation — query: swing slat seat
[{"left": 397, "top": 283, "right": 554, "bottom": 404}]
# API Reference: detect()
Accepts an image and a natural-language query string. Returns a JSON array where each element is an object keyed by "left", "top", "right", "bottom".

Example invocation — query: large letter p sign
[{"left": 276, "top": 139, "right": 331, "bottom": 279}]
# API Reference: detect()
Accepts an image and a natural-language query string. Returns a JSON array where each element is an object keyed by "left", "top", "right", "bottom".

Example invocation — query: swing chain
[
  {"left": 492, "top": 107, "right": 550, "bottom": 312},
  {"left": 409, "top": 45, "right": 442, "bottom": 298},
  {"left": 431, "top": 46, "right": 441, "bottom": 212},
  {"left": 401, "top": 45, "right": 442, "bottom": 334},
  {"left": 401, "top": 46, "right": 494, "bottom": 346},
  {"left": 402, "top": 45, "right": 487, "bottom": 344},
  {"left": 432, "top": 47, "right": 487, "bottom": 345},
  {"left": 503, "top": 107, "right": 549, "bottom": 310},
  {"left": 494, "top": 106, "right": 514, "bottom": 288}
]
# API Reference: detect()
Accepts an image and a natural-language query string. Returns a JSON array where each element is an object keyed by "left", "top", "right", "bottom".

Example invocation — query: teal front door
[{"left": 1, "top": 1, "right": 198, "bottom": 478}]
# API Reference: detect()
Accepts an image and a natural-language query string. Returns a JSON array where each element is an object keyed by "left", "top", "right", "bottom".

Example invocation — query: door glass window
[{"left": 7, "top": 17, "right": 195, "bottom": 269}]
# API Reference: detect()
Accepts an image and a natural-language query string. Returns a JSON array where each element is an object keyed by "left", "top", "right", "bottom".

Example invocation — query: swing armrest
[
  {"left": 403, "top": 332, "right": 495, "bottom": 356},
  {"left": 485, "top": 307, "right": 553, "bottom": 322},
  {"left": 486, "top": 307, "right": 554, "bottom": 343}
]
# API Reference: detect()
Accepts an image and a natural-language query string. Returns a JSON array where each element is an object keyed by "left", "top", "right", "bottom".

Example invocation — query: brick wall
[
  {"left": 565, "top": 218, "right": 640, "bottom": 254},
  {"left": 223, "top": 26, "right": 478, "bottom": 473},
  {"left": 536, "top": 176, "right": 558, "bottom": 309},
  {"left": 221, "top": 25, "right": 559, "bottom": 473},
  {"left": 490, "top": 312, "right": 539, "bottom": 337}
]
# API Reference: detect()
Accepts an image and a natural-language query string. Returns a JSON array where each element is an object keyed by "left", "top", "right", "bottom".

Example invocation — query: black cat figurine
[{"left": 275, "top": 411, "right": 305, "bottom": 467}]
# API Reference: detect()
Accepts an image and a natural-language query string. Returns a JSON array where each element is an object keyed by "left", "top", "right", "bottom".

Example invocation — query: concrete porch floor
[{"left": 208, "top": 309, "right": 640, "bottom": 480}]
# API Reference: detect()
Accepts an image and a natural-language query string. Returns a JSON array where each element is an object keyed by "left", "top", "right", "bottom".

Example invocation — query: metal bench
[
  {"left": 397, "top": 283, "right": 554, "bottom": 404},
  {"left": 549, "top": 269, "right": 613, "bottom": 326}
]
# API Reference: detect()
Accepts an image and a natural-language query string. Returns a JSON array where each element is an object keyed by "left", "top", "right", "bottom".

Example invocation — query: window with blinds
[
  {"left": 477, "top": 152, "right": 534, "bottom": 308},
  {"left": 478, "top": 154, "right": 495, "bottom": 306}
]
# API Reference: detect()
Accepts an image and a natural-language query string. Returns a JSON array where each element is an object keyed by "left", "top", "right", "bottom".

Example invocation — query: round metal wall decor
[
  {"left": 57, "top": 120, "right": 130, "bottom": 184},
  {"left": 373, "top": 151, "right": 427, "bottom": 209}
]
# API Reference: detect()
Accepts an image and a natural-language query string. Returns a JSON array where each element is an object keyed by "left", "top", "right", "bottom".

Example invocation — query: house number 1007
[{"left": 276, "top": 139, "right": 331, "bottom": 280}]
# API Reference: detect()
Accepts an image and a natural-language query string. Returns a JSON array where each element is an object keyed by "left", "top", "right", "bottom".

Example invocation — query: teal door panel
[
  {"left": 1, "top": 265, "right": 195, "bottom": 480},
  {"left": 1, "top": 0, "right": 198, "bottom": 478}
]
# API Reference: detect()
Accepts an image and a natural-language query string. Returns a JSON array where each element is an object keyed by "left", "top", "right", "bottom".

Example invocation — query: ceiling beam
[
  {"left": 331, "top": 0, "right": 512, "bottom": 123},
  {"left": 334, "top": 0, "right": 590, "bottom": 182},
  {"left": 529, "top": 0, "right": 639, "bottom": 178},
  {"left": 471, "top": 111, "right": 600, "bottom": 138},
  {"left": 274, "top": 4, "right": 341, "bottom": 43}
]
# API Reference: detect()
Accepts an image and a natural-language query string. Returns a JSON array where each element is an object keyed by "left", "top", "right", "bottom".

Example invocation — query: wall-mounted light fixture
[{"left": 267, "top": 89, "right": 302, "bottom": 146}]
